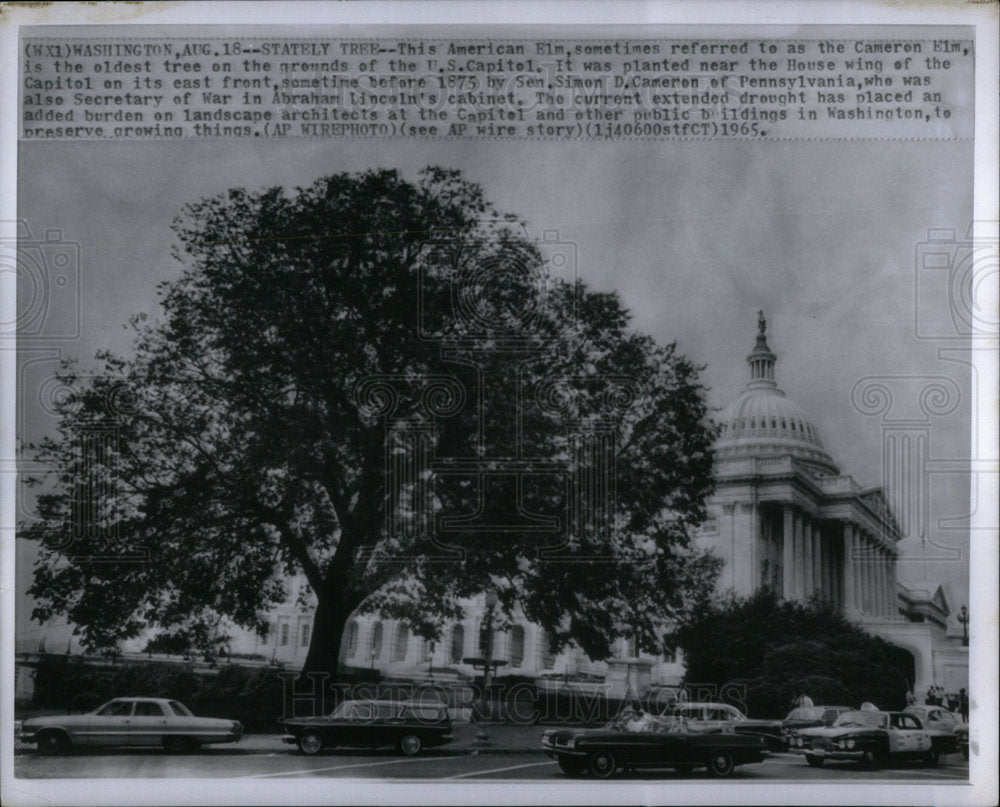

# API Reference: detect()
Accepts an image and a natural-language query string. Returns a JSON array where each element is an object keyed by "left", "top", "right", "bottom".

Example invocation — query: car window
[
  {"left": 375, "top": 704, "right": 397, "bottom": 719},
  {"left": 405, "top": 705, "right": 446, "bottom": 722},
  {"left": 721, "top": 705, "right": 742, "bottom": 721},
  {"left": 348, "top": 703, "right": 374, "bottom": 721},
  {"left": 821, "top": 709, "right": 839, "bottom": 723},
  {"left": 899, "top": 715, "right": 921, "bottom": 730},
  {"left": 96, "top": 701, "right": 134, "bottom": 716},
  {"left": 168, "top": 701, "right": 193, "bottom": 717},
  {"left": 134, "top": 701, "right": 166, "bottom": 716}
]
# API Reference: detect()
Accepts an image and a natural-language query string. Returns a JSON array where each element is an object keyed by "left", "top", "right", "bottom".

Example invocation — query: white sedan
[{"left": 19, "top": 697, "right": 242, "bottom": 754}]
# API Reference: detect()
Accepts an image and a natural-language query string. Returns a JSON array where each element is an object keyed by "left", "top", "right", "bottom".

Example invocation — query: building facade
[{"left": 224, "top": 314, "right": 969, "bottom": 697}]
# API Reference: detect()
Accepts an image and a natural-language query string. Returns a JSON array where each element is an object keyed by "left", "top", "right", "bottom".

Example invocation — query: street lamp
[{"left": 958, "top": 605, "right": 969, "bottom": 646}]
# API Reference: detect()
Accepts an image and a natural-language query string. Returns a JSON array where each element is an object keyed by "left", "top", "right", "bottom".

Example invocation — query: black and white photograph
[{"left": 2, "top": 3, "right": 997, "bottom": 806}]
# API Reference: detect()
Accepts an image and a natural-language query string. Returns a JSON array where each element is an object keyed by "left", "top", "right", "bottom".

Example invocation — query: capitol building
[{"left": 233, "top": 315, "right": 970, "bottom": 698}]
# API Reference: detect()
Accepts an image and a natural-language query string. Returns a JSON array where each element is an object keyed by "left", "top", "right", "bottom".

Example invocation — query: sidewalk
[{"left": 242, "top": 723, "right": 549, "bottom": 755}]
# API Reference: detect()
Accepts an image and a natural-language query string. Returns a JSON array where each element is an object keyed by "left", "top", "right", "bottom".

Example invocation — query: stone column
[
  {"left": 858, "top": 530, "right": 869, "bottom": 614},
  {"left": 874, "top": 545, "right": 884, "bottom": 616},
  {"left": 794, "top": 511, "right": 805, "bottom": 600},
  {"left": 782, "top": 507, "right": 795, "bottom": 600},
  {"left": 842, "top": 523, "right": 857, "bottom": 617},
  {"left": 812, "top": 522, "right": 823, "bottom": 602},
  {"left": 888, "top": 551, "right": 897, "bottom": 619},
  {"left": 802, "top": 515, "right": 814, "bottom": 599}
]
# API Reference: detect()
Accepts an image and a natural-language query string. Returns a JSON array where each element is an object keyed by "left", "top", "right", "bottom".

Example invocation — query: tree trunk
[{"left": 299, "top": 590, "right": 352, "bottom": 684}]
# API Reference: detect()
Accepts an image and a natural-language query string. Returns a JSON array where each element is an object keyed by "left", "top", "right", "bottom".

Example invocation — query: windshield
[
  {"left": 834, "top": 711, "right": 886, "bottom": 729},
  {"left": 787, "top": 707, "right": 824, "bottom": 721},
  {"left": 94, "top": 700, "right": 133, "bottom": 716}
]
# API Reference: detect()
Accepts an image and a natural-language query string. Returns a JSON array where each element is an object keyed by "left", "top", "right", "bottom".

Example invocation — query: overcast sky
[{"left": 16, "top": 135, "right": 974, "bottom": 644}]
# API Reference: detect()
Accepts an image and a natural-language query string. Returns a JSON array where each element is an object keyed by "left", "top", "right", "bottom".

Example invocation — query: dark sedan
[
  {"left": 781, "top": 705, "right": 853, "bottom": 747},
  {"left": 282, "top": 699, "right": 453, "bottom": 756},
  {"left": 542, "top": 713, "right": 767, "bottom": 778}
]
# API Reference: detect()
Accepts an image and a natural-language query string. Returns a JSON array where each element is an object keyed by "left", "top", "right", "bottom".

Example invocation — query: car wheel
[
  {"left": 37, "top": 731, "right": 71, "bottom": 756},
  {"left": 557, "top": 756, "right": 586, "bottom": 777},
  {"left": 805, "top": 754, "right": 824, "bottom": 768},
  {"left": 398, "top": 734, "right": 422, "bottom": 756},
  {"left": 298, "top": 731, "right": 324, "bottom": 756},
  {"left": 163, "top": 736, "right": 197, "bottom": 754},
  {"left": 588, "top": 750, "right": 617, "bottom": 779},
  {"left": 923, "top": 751, "right": 940, "bottom": 767},
  {"left": 707, "top": 750, "right": 735, "bottom": 777},
  {"left": 860, "top": 748, "right": 880, "bottom": 770}
]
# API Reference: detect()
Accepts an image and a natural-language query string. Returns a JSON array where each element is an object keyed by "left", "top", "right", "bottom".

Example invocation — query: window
[
  {"left": 279, "top": 621, "right": 290, "bottom": 646},
  {"left": 346, "top": 621, "right": 359, "bottom": 657},
  {"left": 419, "top": 639, "right": 432, "bottom": 663},
  {"left": 96, "top": 701, "right": 134, "bottom": 717},
  {"left": 371, "top": 622, "right": 383, "bottom": 660},
  {"left": 394, "top": 625, "right": 409, "bottom": 662},
  {"left": 300, "top": 622, "right": 310, "bottom": 648},
  {"left": 509, "top": 625, "right": 525, "bottom": 667},
  {"left": 134, "top": 701, "right": 165, "bottom": 717},
  {"left": 450, "top": 624, "right": 465, "bottom": 664},
  {"left": 662, "top": 643, "right": 676, "bottom": 664},
  {"left": 624, "top": 635, "right": 638, "bottom": 658},
  {"left": 168, "top": 701, "right": 193, "bottom": 717}
]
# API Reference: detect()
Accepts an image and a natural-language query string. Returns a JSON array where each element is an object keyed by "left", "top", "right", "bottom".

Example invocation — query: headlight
[
  {"left": 795, "top": 737, "right": 803, "bottom": 747},
  {"left": 847, "top": 739, "right": 855, "bottom": 749},
  {"left": 837, "top": 740, "right": 845, "bottom": 749},
  {"left": 566, "top": 738, "right": 575, "bottom": 749}
]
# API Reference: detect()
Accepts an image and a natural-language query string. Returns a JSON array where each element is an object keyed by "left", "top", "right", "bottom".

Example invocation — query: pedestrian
[
  {"left": 925, "top": 686, "right": 936, "bottom": 706},
  {"left": 947, "top": 691, "right": 959, "bottom": 713},
  {"left": 905, "top": 689, "right": 916, "bottom": 706},
  {"left": 959, "top": 688, "right": 969, "bottom": 722}
]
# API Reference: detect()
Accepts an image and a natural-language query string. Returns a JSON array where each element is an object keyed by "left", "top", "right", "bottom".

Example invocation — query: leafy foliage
[
  {"left": 24, "top": 167, "right": 719, "bottom": 678},
  {"left": 670, "top": 590, "right": 915, "bottom": 717}
]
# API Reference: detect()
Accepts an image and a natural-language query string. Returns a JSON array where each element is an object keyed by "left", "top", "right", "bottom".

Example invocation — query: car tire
[
  {"left": 163, "top": 736, "right": 198, "bottom": 754},
  {"left": 707, "top": 750, "right": 736, "bottom": 777},
  {"left": 298, "top": 731, "right": 324, "bottom": 756},
  {"left": 860, "top": 747, "right": 881, "bottom": 770},
  {"left": 37, "top": 730, "right": 71, "bottom": 756},
  {"left": 588, "top": 750, "right": 617, "bottom": 779},
  {"left": 923, "top": 751, "right": 940, "bottom": 767},
  {"left": 398, "top": 734, "right": 422, "bottom": 756},
  {"left": 557, "top": 756, "right": 586, "bottom": 777},
  {"left": 805, "top": 754, "right": 824, "bottom": 767}
]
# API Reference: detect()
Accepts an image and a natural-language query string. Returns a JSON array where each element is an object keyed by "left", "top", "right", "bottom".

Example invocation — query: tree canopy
[
  {"left": 24, "top": 166, "right": 720, "bottom": 679},
  {"left": 668, "top": 589, "right": 916, "bottom": 717}
]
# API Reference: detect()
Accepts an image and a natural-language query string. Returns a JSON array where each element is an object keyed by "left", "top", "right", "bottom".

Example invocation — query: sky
[{"left": 15, "top": 134, "right": 975, "bottom": 646}]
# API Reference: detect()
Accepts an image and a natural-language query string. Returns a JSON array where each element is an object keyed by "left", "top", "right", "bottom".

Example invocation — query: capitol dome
[{"left": 714, "top": 313, "right": 839, "bottom": 477}]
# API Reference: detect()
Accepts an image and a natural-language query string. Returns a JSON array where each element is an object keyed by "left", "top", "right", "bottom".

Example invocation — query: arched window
[
  {"left": 370, "top": 621, "right": 383, "bottom": 661},
  {"left": 509, "top": 625, "right": 525, "bottom": 667},
  {"left": 346, "top": 621, "right": 359, "bottom": 657},
  {"left": 625, "top": 635, "right": 638, "bottom": 658},
  {"left": 662, "top": 636, "right": 676, "bottom": 664},
  {"left": 393, "top": 624, "right": 409, "bottom": 662},
  {"left": 450, "top": 624, "right": 465, "bottom": 664}
]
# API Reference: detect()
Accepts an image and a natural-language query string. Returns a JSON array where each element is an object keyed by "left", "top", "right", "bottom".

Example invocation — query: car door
[
  {"left": 340, "top": 701, "right": 375, "bottom": 747},
  {"left": 888, "top": 713, "right": 927, "bottom": 755},
  {"left": 86, "top": 700, "right": 135, "bottom": 746},
  {"left": 129, "top": 700, "right": 169, "bottom": 746}
]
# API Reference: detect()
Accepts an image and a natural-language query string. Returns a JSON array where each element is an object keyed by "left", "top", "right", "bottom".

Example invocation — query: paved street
[{"left": 15, "top": 745, "right": 969, "bottom": 781}]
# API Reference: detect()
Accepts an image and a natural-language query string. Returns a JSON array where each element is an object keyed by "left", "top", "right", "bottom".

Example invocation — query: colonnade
[{"left": 779, "top": 506, "right": 897, "bottom": 618}]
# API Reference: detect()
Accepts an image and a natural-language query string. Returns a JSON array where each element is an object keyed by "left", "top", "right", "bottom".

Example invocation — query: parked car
[
  {"left": 781, "top": 705, "right": 853, "bottom": 747},
  {"left": 659, "top": 702, "right": 785, "bottom": 751},
  {"left": 281, "top": 699, "right": 453, "bottom": 756},
  {"left": 788, "top": 709, "right": 957, "bottom": 769},
  {"left": 18, "top": 697, "right": 242, "bottom": 754},
  {"left": 541, "top": 713, "right": 768, "bottom": 778},
  {"left": 904, "top": 706, "right": 968, "bottom": 760}
]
